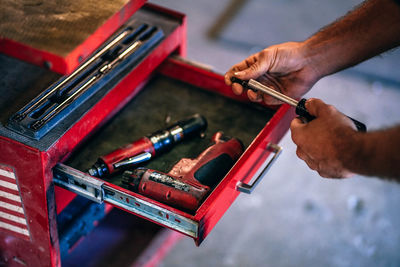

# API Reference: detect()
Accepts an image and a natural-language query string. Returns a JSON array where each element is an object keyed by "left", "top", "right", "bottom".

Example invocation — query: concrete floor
[{"left": 149, "top": 1, "right": 400, "bottom": 266}]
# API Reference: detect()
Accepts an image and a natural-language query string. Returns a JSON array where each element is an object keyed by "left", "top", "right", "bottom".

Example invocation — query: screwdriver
[{"left": 231, "top": 77, "right": 366, "bottom": 132}]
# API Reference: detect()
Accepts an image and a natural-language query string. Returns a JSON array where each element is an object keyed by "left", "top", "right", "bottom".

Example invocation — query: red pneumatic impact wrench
[
  {"left": 88, "top": 114, "right": 207, "bottom": 178},
  {"left": 122, "top": 132, "right": 244, "bottom": 212}
]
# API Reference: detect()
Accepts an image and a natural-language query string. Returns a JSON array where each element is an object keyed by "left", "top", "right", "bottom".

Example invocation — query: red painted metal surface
[
  {"left": 0, "top": 0, "right": 147, "bottom": 75},
  {"left": 0, "top": 165, "right": 30, "bottom": 241},
  {"left": 0, "top": 0, "right": 294, "bottom": 263},
  {"left": 157, "top": 57, "right": 252, "bottom": 104},
  {"left": 195, "top": 105, "right": 295, "bottom": 244},
  {"left": 85, "top": 57, "right": 294, "bottom": 245},
  {"left": 101, "top": 137, "right": 155, "bottom": 175},
  {"left": 53, "top": 4, "right": 186, "bottom": 212},
  {"left": 1, "top": 3, "right": 186, "bottom": 266},
  {"left": 0, "top": 136, "right": 60, "bottom": 267},
  {"left": 123, "top": 133, "right": 243, "bottom": 212},
  {"left": 63, "top": 57, "right": 294, "bottom": 245},
  {"left": 157, "top": 57, "right": 296, "bottom": 244},
  {"left": 54, "top": 187, "right": 76, "bottom": 215},
  {"left": 0, "top": 39, "right": 69, "bottom": 75}
]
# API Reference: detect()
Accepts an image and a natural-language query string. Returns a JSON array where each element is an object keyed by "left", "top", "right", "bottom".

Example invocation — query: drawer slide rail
[{"left": 53, "top": 163, "right": 198, "bottom": 238}]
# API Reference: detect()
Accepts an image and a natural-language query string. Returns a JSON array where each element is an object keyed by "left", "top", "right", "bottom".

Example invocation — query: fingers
[
  {"left": 292, "top": 118, "right": 317, "bottom": 171},
  {"left": 225, "top": 48, "right": 288, "bottom": 104},
  {"left": 290, "top": 117, "right": 306, "bottom": 144},
  {"left": 291, "top": 109, "right": 354, "bottom": 179},
  {"left": 234, "top": 65, "right": 262, "bottom": 80},
  {"left": 225, "top": 70, "right": 244, "bottom": 95},
  {"left": 257, "top": 74, "right": 286, "bottom": 105},
  {"left": 224, "top": 55, "right": 257, "bottom": 83},
  {"left": 232, "top": 83, "right": 244, "bottom": 95},
  {"left": 305, "top": 98, "right": 357, "bottom": 130},
  {"left": 225, "top": 50, "right": 272, "bottom": 97},
  {"left": 247, "top": 90, "right": 262, "bottom": 102},
  {"left": 341, "top": 171, "right": 354, "bottom": 178},
  {"left": 317, "top": 166, "right": 354, "bottom": 179},
  {"left": 262, "top": 95, "right": 282, "bottom": 105},
  {"left": 296, "top": 147, "right": 321, "bottom": 172},
  {"left": 296, "top": 147, "right": 352, "bottom": 178},
  {"left": 304, "top": 98, "right": 337, "bottom": 118},
  {"left": 234, "top": 56, "right": 265, "bottom": 81},
  {"left": 225, "top": 56, "right": 260, "bottom": 96}
]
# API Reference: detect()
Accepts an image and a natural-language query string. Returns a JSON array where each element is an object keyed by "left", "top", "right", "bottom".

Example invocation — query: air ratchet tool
[
  {"left": 231, "top": 77, "right": 366, "bottom": 132},
  {"left": 88, "top": 114, "right": 207, "bottom": 178},
  {"left": 122, "top": 132, "right": 244, "bottom": 212}
]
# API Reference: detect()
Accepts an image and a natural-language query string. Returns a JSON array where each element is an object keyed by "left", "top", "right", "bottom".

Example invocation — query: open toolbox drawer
[
  {"left": 0, "top": 4, "right": 192, "bottom": 265},
  {"left": 53, "top": 56, "right": 295, "bottom": 245},
  {"left": 0, "top": 4, "right": 295, "bottom": 265}
]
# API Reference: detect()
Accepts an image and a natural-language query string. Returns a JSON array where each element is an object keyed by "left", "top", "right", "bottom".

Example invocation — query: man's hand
[
  {"left": 290, "top": 98, "right": 358, "bottom": 178},
  {"left": 224, "top": 42, "right": 320, "bottom": 105},
  {"left": 223, "top": 0, "right": 400, "bottom": 180}
]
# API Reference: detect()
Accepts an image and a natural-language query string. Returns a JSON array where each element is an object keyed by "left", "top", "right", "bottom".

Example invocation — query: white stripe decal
[
  {"left": 0, "top": 201, "right": 23, "bottom": 214},
  {"left": 0, "top": 190, "right": 21, "bottom": 202},
  {"left": 0, "top": 221, "right": 29, "bottom": 236},
  {"left": 0, "top": 169, "right": 16, "bottom": 180},
  {"left": 0, "top": 211, "right": 26, "bottom": 225},
  {"left": 0, "top": 180, "right": 18, "bottom": 191}
]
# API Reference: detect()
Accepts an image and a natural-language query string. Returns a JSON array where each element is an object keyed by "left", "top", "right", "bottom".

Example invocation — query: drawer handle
[{"left": 236, "top": 143, "right": 282, "bottom": 194}]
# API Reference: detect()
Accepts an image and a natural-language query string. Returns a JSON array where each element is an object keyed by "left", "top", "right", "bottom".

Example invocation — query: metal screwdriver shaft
[
  {"left": 231, "top": 77, "right": 366, "bottom": 132},
  {"left": 247, "top": 79, "right": 298, "bottom": 107}
]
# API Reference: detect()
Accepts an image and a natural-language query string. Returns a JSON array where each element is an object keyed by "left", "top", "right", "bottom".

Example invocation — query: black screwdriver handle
[
  {"left": 297, "top": 99, "right": 367, "bottom": 132},
  {"left": 231, "top": 77, "right": 248, "bottom": 88},
  {"left": 295, "top": 99, "right": 316, "bottom": 121}
]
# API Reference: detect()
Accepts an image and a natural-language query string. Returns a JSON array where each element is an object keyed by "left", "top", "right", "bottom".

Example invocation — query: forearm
[
  {"left": 302, "top": 0, "right": 400, "bottom": 78},
  {"left": 344, "top": 125, "right": 400, "bottom": 179}
]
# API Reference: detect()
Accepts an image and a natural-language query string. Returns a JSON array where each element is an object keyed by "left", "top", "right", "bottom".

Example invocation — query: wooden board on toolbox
[
  {"left": 0, "top": 0, "right": 129, "bottom": 55},
  {"left": 0, "top": 0, "right": 147, "bottom": 74}
]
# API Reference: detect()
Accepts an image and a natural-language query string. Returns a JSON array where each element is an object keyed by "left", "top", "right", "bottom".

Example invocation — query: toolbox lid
[{"left": 0, "top": 0, "right": 146, "bottom": 74}]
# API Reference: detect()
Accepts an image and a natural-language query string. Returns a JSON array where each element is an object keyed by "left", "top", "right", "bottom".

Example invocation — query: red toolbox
[{"left": 0, "top": 1, "right": 294, "bottom": 266}]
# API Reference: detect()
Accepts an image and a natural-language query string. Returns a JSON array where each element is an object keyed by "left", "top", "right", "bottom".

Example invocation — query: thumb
[{"left": 304, "top": 98, "right": 329, "bottom": 117}]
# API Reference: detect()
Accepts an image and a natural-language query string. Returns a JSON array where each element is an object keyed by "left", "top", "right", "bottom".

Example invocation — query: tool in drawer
[
  {"left": 88, "top": 114, "right": 208, "bottom": 178},
  {"left": 231, "top": 77, "right": 367, "bottom": 132},
  {"left": 7, "top": 23, "right": 164, "bottom": 139},
  {"left": 121, "top": 132, "right": 244, "bottom": 212}
]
